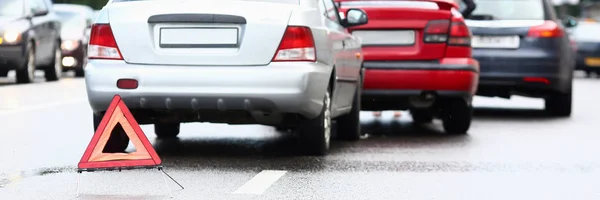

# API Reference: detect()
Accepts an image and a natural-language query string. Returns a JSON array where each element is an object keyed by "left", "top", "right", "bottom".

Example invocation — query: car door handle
[{"left": 342, "top": 41, "right": 346, "bottom": 48}]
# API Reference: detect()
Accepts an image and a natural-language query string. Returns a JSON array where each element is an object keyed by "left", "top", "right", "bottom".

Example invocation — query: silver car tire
[
  {"left": 335, "top": 76, "right": 362, "bottom": 141},
  {"left": 298, "top": 89, "right": 332, "bottom": 156},
  {"left": 155, "top": 123, "right": 181, "bottom": 138}
]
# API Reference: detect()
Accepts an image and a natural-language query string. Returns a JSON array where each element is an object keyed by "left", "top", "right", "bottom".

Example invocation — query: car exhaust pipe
[{"left": 409, "top": 91, "right": 436, "bottom": 108}]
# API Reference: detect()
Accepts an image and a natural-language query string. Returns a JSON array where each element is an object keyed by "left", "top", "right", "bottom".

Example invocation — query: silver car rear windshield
[
  {"left": 112, "top": 0, "right": 299, "bottom": 4},
  {"left": 467, "top": 0, "right": 545, "bottom": 20}
]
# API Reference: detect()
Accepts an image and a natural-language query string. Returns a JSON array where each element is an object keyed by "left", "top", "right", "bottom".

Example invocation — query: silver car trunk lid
[{"left": 106, "top": 1, "right": 296, "bottom": 66}]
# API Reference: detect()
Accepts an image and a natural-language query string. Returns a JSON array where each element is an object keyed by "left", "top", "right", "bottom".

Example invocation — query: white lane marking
[
  {"left": 233, "top": 170, "right": 287, "bottom": 195},
  {"left": 0, "top": 98, "right": 87, "bottom": 116}
]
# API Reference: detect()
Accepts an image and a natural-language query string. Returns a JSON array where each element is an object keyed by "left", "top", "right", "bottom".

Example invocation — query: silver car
[{"left": 85, "top": 0, "right": 369, "bottom": 155}]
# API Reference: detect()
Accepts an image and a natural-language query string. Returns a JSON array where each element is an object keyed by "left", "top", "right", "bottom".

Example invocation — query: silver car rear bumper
[{"left": 84, "top": 60, "right": 332, "bottom": 119}]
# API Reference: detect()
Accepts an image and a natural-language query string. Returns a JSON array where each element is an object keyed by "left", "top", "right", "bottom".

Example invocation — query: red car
[{"left": 337, "top": 0, "right": 479, "bottom": 134}]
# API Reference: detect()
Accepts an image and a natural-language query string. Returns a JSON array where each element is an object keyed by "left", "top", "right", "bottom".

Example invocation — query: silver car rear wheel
[{"left": 298, "top": 89, "right": 332, "bottom": 156}]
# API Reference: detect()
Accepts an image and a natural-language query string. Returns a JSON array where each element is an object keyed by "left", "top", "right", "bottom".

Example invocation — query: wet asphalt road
[{"left": 1, "top": 71, "right": 600, "bottom": 200}]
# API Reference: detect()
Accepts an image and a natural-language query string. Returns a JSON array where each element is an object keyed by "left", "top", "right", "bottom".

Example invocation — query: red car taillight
[
  {"left": 88, "top": 24, "right": 123, "bottom": 60},
  {"left": 527, "top": 21, "right": 564, "bottom": 38},
  {"left": 424, "top": 20, "right": 450, "bottom": 43},
  {"left": 272, "top": 26, "right": 316, "bottom": 62},
  {"left": 448, "top": 22, "right": 471, "bottom": 46},
  {"left": 424, "top": 20, "right": 471, "bottom": 46}
]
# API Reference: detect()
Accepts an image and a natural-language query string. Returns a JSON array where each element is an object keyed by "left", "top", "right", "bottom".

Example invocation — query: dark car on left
[
  {"left": 54, "top": 4, "right": 94, "bottom": 77},
  {"left": 0, "top": 0, "right": 63, "bottom": 84}
]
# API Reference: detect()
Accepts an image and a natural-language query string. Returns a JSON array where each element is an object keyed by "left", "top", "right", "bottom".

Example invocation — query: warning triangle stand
[{"left": 76, "top": 94, "right": 183, "bottom": 198}]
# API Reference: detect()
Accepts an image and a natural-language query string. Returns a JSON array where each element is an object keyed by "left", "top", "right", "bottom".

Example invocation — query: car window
[
  {"left": 572, "top": 23, "right": 600, "bottom": 42},
  {"left": 37, "top": 0, "right": 49, "bottom": 10},
  {"left": 27, "top": 0, "right": 48, "bottom": 14},
  {"left": 323, "top": 0, "right": 341, "bottom": 24},
  {"left": 55, "top": 11, "right": 86, "bottom": 28},
  {"left": 55, "top": 10, "right": 78, "bottom": 20},
  {"left": 0, "top": 0, "right": 24, "bottom": 16},
  {"left": 468, "top": 0, "right": 545, "bottom": 20}
]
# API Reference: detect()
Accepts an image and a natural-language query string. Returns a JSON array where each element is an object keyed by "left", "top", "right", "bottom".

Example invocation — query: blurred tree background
[{"left": 53, "top": 0, "right": 108, "bottom": 9}]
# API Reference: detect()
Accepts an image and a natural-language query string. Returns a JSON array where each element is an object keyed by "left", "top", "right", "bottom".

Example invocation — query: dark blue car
[
  {"left": 464, "top": 0, "right": 575, "bottom": 117},
  {"left": 571, "top": 21, "right": 600, "bottom": 77}
]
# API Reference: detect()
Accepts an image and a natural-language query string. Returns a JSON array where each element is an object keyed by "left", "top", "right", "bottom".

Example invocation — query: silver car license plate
[{"left": 159, "top": 27, "right": 239, "bottom": 48}]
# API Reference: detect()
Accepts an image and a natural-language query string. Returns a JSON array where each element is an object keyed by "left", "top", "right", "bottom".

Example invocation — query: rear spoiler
[{"left": 335, "top": 0, "right": 458, "bottom": 11}]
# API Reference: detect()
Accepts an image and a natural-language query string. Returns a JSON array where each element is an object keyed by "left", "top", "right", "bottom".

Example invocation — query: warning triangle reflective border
[{"left": 78, "top": 95, "right": 162, "bottom": 170}]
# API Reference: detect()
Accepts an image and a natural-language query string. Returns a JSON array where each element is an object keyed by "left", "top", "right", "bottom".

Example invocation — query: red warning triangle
[{"left": 78, "top": 95, "right": 162, "bottom": 170}]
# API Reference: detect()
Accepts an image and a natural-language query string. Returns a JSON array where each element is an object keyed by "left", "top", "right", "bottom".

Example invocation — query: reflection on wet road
[{"left": 0, "top": 73, "right": 599, "bottom": 199}]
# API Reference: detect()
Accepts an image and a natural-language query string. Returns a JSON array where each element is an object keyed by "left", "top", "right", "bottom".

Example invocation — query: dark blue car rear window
[{"left": 468, "top": 0, "right": 545, "bottom": 20}]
